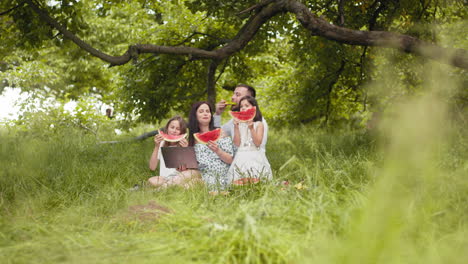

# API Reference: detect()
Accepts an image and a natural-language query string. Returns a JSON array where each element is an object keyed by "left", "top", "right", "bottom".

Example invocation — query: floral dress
[{"left": 194, "top": 136, "right": 234, "bottom": 190}]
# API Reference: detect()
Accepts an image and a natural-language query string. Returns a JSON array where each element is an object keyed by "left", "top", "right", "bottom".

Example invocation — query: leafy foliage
[
  {"left": 4, "top": 93, "right": 116, "bottom": 139},
  {"left": 0, "top": 0, "right": 466, "bottom": 126}
]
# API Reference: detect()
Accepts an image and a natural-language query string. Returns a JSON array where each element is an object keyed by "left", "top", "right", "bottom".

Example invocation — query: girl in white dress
[
  {"left": 227, "top": 96, "right": 272, "bottom": 184},
  {"left": 148, "top": 116, "right": 200, "bottom": 188}
]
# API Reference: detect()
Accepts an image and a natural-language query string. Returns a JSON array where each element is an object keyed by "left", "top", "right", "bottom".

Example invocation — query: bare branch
[
  {"left": 173, "top": 32, "right": 198, "bottom": 46},
  {"left": 0, "top": 1, "right": 25, "bottom": 16},
  {"left": 284, "top": 0, "right": 468, "bottom": 69},
  {"left": 238, "top": 0, "right": 276, "bottom": 15},
  {"left": 72, "top": 120, "right": 97, "bottom": 135},
  {"left": 215, "top": 58, "right": 230, "bottom": 84},
  {"left": 368, "top": 0, "right": 388, "bottom": 31},
  {"left": 173, "top": 31, "right": 230, "bottom": 47},
  {"left": 207, "top": 60, "right": 220, "bottom": 106},
  {"left": 337, "top": 0, "right": 345, "bottom": 26},
  {"left": 25, "top": 0, "right": 132, "bottom": 65},
  {"left": 359, "top": 46, "right": 369, "bottom": 82},
  {"left": 216, "top": 2, "right": 283, "bottom": 58},
  {"left": 325, "top": 59, "right": 346, "bottom": 125},
  {"left": 192, "top": 32, "right": 231, "bottom": 44}
]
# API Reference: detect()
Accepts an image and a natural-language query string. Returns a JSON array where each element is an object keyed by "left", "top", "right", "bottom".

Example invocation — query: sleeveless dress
[
  {"left": 158, "top": 141, "right": 179, "bottom": 179},
  {"left": 227, "top": 122, "right": 272, "bottom": 183},
  {"left": 194, "top": 136, "right": 234, "bottom": 190}
]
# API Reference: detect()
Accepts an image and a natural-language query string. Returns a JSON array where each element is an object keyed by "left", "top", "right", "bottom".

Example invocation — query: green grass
[{"left": 1, "top": 95, "right": 467, "bottom": 263}]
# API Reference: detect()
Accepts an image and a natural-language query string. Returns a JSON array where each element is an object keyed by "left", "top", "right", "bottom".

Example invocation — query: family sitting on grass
[{"left": 147, "top": 84, "right": 272, "bottom": 193}]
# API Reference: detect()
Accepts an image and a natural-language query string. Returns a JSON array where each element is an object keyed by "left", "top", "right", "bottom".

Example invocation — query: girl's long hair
[
  {"left": 188, "top": 101, "right": 215, "bottom": 146},
  {"left": 238, "top": 96, "right": 263, "bottom": 122}
]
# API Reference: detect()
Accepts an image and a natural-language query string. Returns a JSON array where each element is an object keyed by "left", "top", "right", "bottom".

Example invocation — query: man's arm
[
  {"left": 221, "top": 119, "right": 233, "bottom": 138},
  {"left": 213, "top": 114, "right": 222, "bottom": 128},
  {"left": 214, "top": 99, "right": 227, "bottom": 128}
]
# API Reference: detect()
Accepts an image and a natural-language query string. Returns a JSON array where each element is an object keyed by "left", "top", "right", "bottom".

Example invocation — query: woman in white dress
[{"left": 227, "top": 96, "right": 272, "bottom": 184}]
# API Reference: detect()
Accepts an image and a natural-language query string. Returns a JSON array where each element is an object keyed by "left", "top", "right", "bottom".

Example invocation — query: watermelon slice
[
  {"left": 232, "top": 177, "right": 260, "bottom": 186},
  {"left": 194, "top": 128, "right": 222, "bottom": 144},
  {"left": 158, "top": 130, "right": 187, "bottom": 142},
  {"left": 229, "top": 106, "right": 256, "bottom": 122}
]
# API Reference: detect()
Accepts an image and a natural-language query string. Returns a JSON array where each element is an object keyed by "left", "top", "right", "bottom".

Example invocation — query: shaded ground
[{"left": 126, "top": 200, "right": 172, "bottom": 222}]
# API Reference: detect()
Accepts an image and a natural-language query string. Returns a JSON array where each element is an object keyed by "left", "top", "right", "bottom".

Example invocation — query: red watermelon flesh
[
  {"left": 229, "top": 106, "right": 256, "bottom": 122},
  {"left": 194, "top": 128, "right": 222, "bottom": 144},
  {"left": 158, "top": 130, "right": 187, "bottom": 142}
]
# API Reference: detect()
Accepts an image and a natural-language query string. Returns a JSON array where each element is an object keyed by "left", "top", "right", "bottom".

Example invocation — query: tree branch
[
  {"left": 215, "top": 58, "right": 230, "bottom": 84},
  {"left": 174, "top": 31, "right": 230, "bottom": 47},
  {"left": 24, "top": 0, "right": 279, "bottom": 65},
  {"left": 324, "top": 59, "right": 346, "bottom": 125},
  {"left": 238, "top": 0, "right": 276, "bottom": 15},
  {"left": 337, "top": 0, "right": 345, "bottom": 26},
  {"left": 284, "top": 0, "right": 468, "bottom": 69},
  {"left": 0, "top": 1, "right": 25, "bottom": 16},
  {"left": 215, "top": 2, "right": 284, "bottom": 58},
  {"left": 207, "top": 60, "right": 220, "bottom": 106},
  {"left": 25, "top": 0, "right": 133, "bottom": 65},
  {"left": 25, "top": 0, "right": 468, "bottom": 69},
  {"left": 368, "top": 0, "right": 387, "bottom": 31}
]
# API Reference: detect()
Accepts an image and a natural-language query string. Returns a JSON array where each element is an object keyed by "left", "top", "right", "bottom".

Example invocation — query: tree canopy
[{"left": 1, "top": 0, "right": 466, "bottom": 125}]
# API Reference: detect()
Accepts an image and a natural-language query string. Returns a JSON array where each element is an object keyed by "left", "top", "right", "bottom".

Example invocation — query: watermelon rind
[
  {"left": 158, "top": 130, "right": 187, "bottom": 142},
  {"left": 229, "top": 106, "right": 256, "bottom": 122},
  {"left": 194, "top": 128, "right": 222, "bottom": 144}
]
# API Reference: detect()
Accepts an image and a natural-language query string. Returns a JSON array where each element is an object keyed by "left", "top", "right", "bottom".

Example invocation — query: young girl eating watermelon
[
  {"left": 227, "top": 96, "right": 272, "bottom": 184},
  {"left": 148, "top": 116, "right": 200, "bottom": 188}
]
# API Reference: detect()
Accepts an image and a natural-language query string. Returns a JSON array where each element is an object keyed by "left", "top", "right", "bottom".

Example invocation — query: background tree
[{"left": 0, "top": 0, "right": 466, "bottom": 126}]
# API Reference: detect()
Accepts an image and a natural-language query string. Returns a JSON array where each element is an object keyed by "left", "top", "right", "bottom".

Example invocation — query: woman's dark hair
[
  {"left": 236, "top": 84, "right": 256, "bottom": 98},
  {"left": 238, "top": 95, "right": 263, "bottom": 122},
  {"left": 188, "top": 101, "right": 215, "bottom": 146}
]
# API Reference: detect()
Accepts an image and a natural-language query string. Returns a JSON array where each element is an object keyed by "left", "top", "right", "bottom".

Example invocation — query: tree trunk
[{"left": 207, "top": 60, "right": 219, "bottom": 106}]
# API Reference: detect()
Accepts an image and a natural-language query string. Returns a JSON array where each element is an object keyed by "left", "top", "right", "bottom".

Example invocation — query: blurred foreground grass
[
  {"left": 1, "top": 71, "right": 467, "bottom": 264},
  {"left": 1, "top": 121, "right": 466, "bottom": 263}
]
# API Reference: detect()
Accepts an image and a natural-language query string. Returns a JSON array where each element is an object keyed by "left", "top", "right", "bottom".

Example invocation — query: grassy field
[{"left": 1, "top": 89, "right": 467, "bottom": 263}]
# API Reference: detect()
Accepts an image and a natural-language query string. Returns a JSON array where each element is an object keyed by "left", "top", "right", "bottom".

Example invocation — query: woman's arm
[
  {"left": 215, "top": 149, "right": 233, "bottom": 164},
  {"left": 249, "top": 121, "right": 264, "bottom": 147},
  {"left": 207, "top": 140, "right": 233, "bottom": 164},
  {"left": 216, "top": 149, "right": 233, "bottom": 164}
]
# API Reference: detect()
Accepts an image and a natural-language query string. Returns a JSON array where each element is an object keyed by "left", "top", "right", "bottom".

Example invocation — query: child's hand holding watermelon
[{"left": 154, "top": 134, "right": 164, "bottom": 146}]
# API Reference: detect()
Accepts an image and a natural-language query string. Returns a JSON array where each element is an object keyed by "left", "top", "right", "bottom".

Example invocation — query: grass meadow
[{"left": 1, "top": 68, "right": 467, "bottom": 263}]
